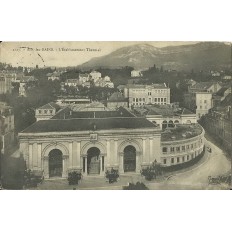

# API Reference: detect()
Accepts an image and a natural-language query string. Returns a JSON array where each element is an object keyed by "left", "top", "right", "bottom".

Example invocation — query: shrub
[
  {"left": 123, "top": 182, "right": 149, "bottom": 190},
  {"left": 105, "top": 168, "right": 119, "bottom": 184},
  {"left": 68, "top": 171, "right": 82, "bottom": 185}
]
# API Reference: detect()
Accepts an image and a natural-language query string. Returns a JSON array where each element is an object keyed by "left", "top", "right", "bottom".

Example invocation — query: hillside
[{"left": 78, "top": 42, "right": 231, "bottom": 71}]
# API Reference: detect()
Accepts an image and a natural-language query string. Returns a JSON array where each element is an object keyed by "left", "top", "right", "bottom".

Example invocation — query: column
[
  {"left": 33, "top": 143, "right": 38, "bottom": 169},
  {"left": 29, "top": 144, "right": 33, "bottom": 169},
  {"left": 149, "top": 138, "right": 153, "bottom": 164},
  {"left": 76, "top": 142, "right": 81, "bottom": 168},
  {"left": 114, "top": 139, "right": 118, "bottom": 165},
  {"left": 99, "top": 156, "right": 103, "bottom": 176},
  {"left": 62, "top": 156, "right": 68, "bottom": 178},
  {"left": 106, "top": 140, "right": 110, "bottom": 165},
  {"left": 43, "top": 156, "right": 49, "bottom": 178},
  {"left": 85, "top": 157, "right": 88, "bottom": 176},
  {"left": 119, "top": 152, "right": 124, "bottom": 174},
  {"left": 69, "top": 141, "right": 73, "bottom": 168},
  {"left": 37, "top": 143, "right": 42, "bottom": 169},
  {"left": 136, "top": 153, "right": 140, "bottom": 173}
]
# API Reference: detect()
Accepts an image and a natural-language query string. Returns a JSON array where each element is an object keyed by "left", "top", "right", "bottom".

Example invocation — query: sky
[{"left": 0, "top": 41, "right": 198, "bottom": 68}]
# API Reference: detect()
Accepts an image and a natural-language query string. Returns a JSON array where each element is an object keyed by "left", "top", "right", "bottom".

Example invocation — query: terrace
[{"left": 161, "top": 124, "right": 203, "bottom": 142}]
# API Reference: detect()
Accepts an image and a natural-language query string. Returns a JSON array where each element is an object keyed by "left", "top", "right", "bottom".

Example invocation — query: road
[{"left": 152, "top": 138, "right": 231, "bottom": 190}]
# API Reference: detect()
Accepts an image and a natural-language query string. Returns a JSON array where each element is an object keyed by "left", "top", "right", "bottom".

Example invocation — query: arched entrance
[
  {"left": 49, "top": 149, "right": 63, "bottom": 177},
  {"left": 124, "top": 145, "right": 136, "bottom": 172},
  {"left": 87, "top": 147, "right": 100, "bottom": 175}
]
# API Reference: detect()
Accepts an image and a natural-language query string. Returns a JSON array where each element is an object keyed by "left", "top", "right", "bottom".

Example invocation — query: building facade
[
  {"left": 19, "top": 117, "right": 162, "bottom": 178},
  {"left": 124, "top": 83, "right": 170, "bottom": 107},
  {"left": 0, "top": 75, "right": 12, "bottom": 94},
  {"left": 0, "top": 102, "right": 14, "bottom": 155},
  {"left": 18, "top": 105, "right": 205, "bottom": 179}
]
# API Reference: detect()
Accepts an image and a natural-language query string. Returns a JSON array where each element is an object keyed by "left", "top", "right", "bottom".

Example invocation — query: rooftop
[
  {"left": 37, "top": 102, "right": 60, "bottom": 111},
  {"left": 134, "top": 105, "right": 195, "bottom": 117},
  {"left": 190, "top": 82, "right": 218, "bottom": 91},
  {"left": 161, "top": 124, "right": 203, "bottom": 142},
  {"left": 108, "top": 92, "right": 127, "bottom": 102},
  {"left": 126, "top": 83, "right": 168, "bottom": 89},
  {"left": 20, "top": 117, "right": 155, "bottom": 134},
  {"left": 52, "top": 106, "right": 135, "bottom": 119}
]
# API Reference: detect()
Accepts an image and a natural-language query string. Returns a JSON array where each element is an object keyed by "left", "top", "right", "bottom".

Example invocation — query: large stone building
[
  {"left": 201, "top": 94, "right": 232, "bottom": 155},
  {"left": 184, "top": 82, "right": 222, "bottom": 119},
  {"left": 0, "top": 102, "right": 14, "bottom": 155},
  {"left": 18, "top": 105, "right": 205, "bottom": 179},
  {"left": 0, "top": 74, "right": 12, "bottom": 94},
  {"left": 124, "top": 83, "right": 170, "bottom": 107}
]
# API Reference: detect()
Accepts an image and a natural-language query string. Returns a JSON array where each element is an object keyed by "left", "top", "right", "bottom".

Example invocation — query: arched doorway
[
  {"left": 87, "top": 147, "right": 100, "bottom": 175},
  {"left": 162, "top": 120, "right": 168, "bottom": 129},
  {"left": 49, "top": 149, "right": 63, "bottom": 177},
  {"left": 124, "top": 145, "right": 136, "bottom": 172}
]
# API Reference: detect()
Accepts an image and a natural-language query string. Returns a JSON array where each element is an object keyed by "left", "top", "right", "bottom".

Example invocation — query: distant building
[
  {"left": 0, "top": 102, "right": 14, "bottom": 155},
  {"left": 65, "top": 79, "right": 80, "bottom": 87},
  {"left": 222, "top": 75, "right": 232, "bottom": 80},
  {"left": 131, "top": 70, "right": 143, "bottom": 78},
  {"left": 35, "top": 102, "right": 61, "bottom": 121},
  {"left": 90, "top": 71, "right": 101, "bottom": 82},
  {"left": 134, "top": 104, "right": 197, "bottom": 128},
  {"left": 211, "top": 71, "right": 221, "bottom": 77},
  {"left": 0, "top": 75, "right": 12, "bottom": 94},
  {"left": 184, "top": 82, "right": 222, "bottom": 119},
  {"left": 79, "top": 73, "right": 90, "bottom": 84},
  {"left": 202, "top": 95, "right": 232, "bottom": 154},
  {"left": 47, "top": 71, "right": 61, "bottom": 81},
  {"left": 107, "top": 92, "right": 128, "bottom": 109},
  {"left": 124, "top": 83, "right": 170, "bottom": 107}
]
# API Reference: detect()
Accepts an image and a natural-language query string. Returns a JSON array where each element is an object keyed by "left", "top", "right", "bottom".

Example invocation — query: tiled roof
[
  {"left": 37, "top": 102, "right": 60, "bottom": 110},
  {"left": 126, "top": 83, "right": 167, "bottom": 89},
  {"left": 108, "top": 92, "right": 127, "bottom": 102},
  {"left": 51, "top": 106, "right": 134, "bottom": 119},
  {"left": 191, "top": 82, "right": 216, "bottom": 90},
  {"left": 20, "top": 117, "right": 155, "bottom": 133}
]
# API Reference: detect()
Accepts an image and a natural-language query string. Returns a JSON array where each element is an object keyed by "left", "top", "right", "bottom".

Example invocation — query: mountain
[{"left": 78, "top": 42, "right": 231, "bottom": 71}]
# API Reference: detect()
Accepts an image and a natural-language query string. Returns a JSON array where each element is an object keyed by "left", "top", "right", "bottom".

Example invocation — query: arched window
[
  {"left": 162, "top": 120, "right": 168, "bottom": 129},
  {"left": 162, "top": 147, "right": 167, "bottom": 153},
  {"left": 168, "top": 120, "right": 174, "bottom": 128},
  {"left": 174, "top": 120, "right": 180, "bottom": 124}
]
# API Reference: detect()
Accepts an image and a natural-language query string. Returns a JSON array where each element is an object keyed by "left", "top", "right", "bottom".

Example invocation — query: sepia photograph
[{"left": 0, "top": 41, "right": 231, "bottom": 190}]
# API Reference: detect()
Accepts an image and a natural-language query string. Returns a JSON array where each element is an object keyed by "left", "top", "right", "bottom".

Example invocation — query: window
[
  {"left": 164, "top": 98, "right": 166, "bottom": 102},
  {"left": 177, "top": 157, "right": 180, "bottom": 163},
  {"left": 154, "top": 98, "right": 157, "bottom": 102},
  {"left": 148, "top": 92, "right": 151, "bottom": 96},
  {"left": 200, "top": 105, "right": 202, "bottom": 109},
  {"left": 133, "top": 98, "right": 135, "bottom": 102},
  {"left": 38, "top": 110, "right": 41, "bottom": 114},
  {"left": 187, "top": 155, "right": 189, "bottom": 160},
  {"left": 158, "top": 98, "right": 160, "bottom": 102},
  {"left": 170, "top": 147, "right": 175, "bottom": 153},
  {"left": 186, "top": 145, "right": 189, "bottom": 150},
  {"left": 204, "top": 100, "right": 207, "bottom": 103},
  {"left": 139, "top": 98, "right": 141, "bottom": 101},
  {"left": 44, "top": 110, "right": 47, "bottom": 114},
  {"left": 162, "top": 147, "right": 167, "bottom": 153},
  {"left": 182, "top": 146, "right": 185, "bottom": 151},
  {"left": 182, "top": 157, "right": 185, "bottom": 162},
  {"left": 136, "top": 98, "right": 138, "bottom": 102},
  {"left": 176, "top": 147, "right": 180, "bottom": 152},
  {"left": 163, "top": 159, "right": 166, "bottom": 164},
  {"left": 49, "top": 110, "right": 53, "bottom": 114},
  {"left": 171, "top": 158, "right": 174, "bottom": 163},
  {"left": 161, "top": 98, "right": 163, "bottom": 102},
  {"left": 143, "top": 98, "right": 145, "bottom": 102},
  {"left": 191, "top": 144, "right": 193, "bottom": 149}
]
